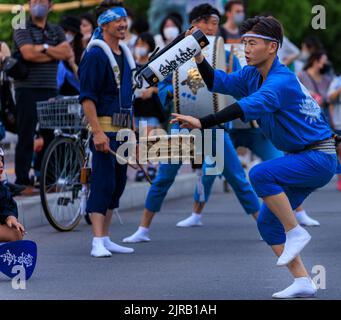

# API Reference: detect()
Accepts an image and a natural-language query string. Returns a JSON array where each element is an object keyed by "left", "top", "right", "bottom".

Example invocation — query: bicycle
[{"left": 37, "top": 96, "right": 92, "bottom": 231}]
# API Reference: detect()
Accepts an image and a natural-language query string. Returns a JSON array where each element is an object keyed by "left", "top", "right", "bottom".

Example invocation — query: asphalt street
[{"left": 1, "top": 178, "right": 340, "bottom": 300}]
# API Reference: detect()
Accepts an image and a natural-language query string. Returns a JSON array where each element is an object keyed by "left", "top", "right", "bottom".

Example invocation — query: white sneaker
[
  {"left": 91, "top": 238, "right": 112, "bottom": 258},
  {"left": 296, "top": 211, "right": 320, "bottom": 227},
  {"left": 176, "top": 213, "right": 203, "bottom": 228},
  {"left": 277, "top": 225, "right": 311, "bottom": 266},
  {"left": 122, "top": 227, "right": 151, "bottom": 243},
  {"left": 103, "top": 237, "right": 134, "bottom": 253},
  {"left": 272, "top": 277, "right": 317, "bottom": 299}
]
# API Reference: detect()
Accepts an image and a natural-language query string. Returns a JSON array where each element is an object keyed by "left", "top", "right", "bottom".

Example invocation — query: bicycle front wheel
[{"left": 40, "top": 137, "right": 85, "bottom": 231}]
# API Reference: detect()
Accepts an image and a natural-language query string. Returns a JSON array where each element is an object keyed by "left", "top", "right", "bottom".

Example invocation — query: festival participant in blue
[
  {"left": 0, "top": 147, "right": 37, "bottom": 280},
  {"left": 0, "top": 148, "right": 25, "bottom": 242},
  {"left": 177, "top": 64, "right": 319, "bottom": 228},
  {"left": 123, "top": 4, "right": 261, "bottom": 244},
  {"left": 171, "top": 16, "right": 339, "bottom": 298},
  {"left": 79, "top": 2, "right": 135, "bottom": 257}
]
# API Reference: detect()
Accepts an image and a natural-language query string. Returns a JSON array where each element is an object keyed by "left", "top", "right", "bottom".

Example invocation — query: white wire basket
[{"left": 37, "top": 96, "right": 85, "bottom": 130}]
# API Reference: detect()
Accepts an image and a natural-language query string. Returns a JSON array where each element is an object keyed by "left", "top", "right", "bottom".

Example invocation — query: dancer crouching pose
[{"left": 172, "top": 16, "right": 339, "bottom": 298}]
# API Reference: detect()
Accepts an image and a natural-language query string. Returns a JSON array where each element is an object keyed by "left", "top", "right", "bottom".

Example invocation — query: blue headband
[
  {"left": 92, "top": 7, "right": 128, "bottom": 40},
  {"left": 242, "top": 33, "right": 280, "bottom": 43}
]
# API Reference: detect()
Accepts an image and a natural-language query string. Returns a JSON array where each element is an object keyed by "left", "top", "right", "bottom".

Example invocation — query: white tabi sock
[
  {"left": 102, "top": 236, "right": 134, "bottom": 253},
  {"left": 91, "top": 237, "right": 112, "bottom": 258},
  {"left": 176, "top": 212, "right": 203, "bottom": 227},
  {"left": 122, "top": 226, "right": 151, "bottom": 243}
]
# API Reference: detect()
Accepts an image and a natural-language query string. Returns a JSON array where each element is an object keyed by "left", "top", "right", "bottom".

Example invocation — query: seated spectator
[{"left": 0, "top": 148, "right": 25, "bottom": 242}]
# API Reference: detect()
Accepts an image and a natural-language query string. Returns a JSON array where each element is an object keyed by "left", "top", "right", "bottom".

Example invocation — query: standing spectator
[
  {"left": 297, "top": 51, "right": 333, "bottom": 119},
  {"left": 148, "top": 0, "right": 187, "bottom": 35},
  {"left": 328, "top": 75, "right": 341, "bottom": 191},
  {"left": 220, "top": 0, "right": 245, "bottom": 43},
  {"left": 123, "top": 8, "right": 137, "bottom": 53},
  {"left": 133, "top": 32, "right": 165, "bottom": 182},
  {"left": 12, "top": 0, "right": 73, "bottom": 194},
  {"left": 80, "top": 13, "right": 97, "bottom": 49},
  {"left": 154, "top": 14, "right": 182, "bottom": 50},
  {"left": 295, "top": 36, "right": 323, "bottom": 73},
  {"left": 278, "top": 36, "right": 300, "bottom": 71},
  {"left": 58, "top": 16, "right": 83, "bottom": 96},
  {"left": 130, "top": 17, "right": 150, "bottom": 36},
  {"left": 0, "top": 41, "right": 12, "bottom": 139}
]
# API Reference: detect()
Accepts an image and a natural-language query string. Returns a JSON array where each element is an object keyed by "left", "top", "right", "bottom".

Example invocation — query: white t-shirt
[
  {"left": 124, "top": 34, "right": 138, "bottom": 54},
  {"left": 328, "top": 76, "right": 341, "bottom": 130},
  {"left": 278, "top": 36, "right": 300, "bottom": 64}
]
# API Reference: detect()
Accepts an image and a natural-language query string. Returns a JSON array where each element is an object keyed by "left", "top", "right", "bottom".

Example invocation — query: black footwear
[
  {"left": 135, "top": 170, "right": 145, "bottom": 182},
  {"left": 147, "top": 166, "right": 157, "bottom": 181}
]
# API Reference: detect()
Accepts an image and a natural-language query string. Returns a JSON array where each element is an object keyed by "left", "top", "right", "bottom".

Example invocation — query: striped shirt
[{"left": 13, "top": 18, "right": 66, "bottom": 89}]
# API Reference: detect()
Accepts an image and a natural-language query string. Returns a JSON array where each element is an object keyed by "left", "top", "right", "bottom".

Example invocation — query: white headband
[
  {"left": 242, "top": 33, "right": 280, "bottom": 43},
  {"left": 192, "top": 14, "right": 220, "bottom": 23}
]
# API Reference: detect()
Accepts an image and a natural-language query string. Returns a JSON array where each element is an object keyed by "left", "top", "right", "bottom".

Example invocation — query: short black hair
[
  {"left": 159, "top": 14, "right": 182, "bottom": 41},
  {"left": 80, "top": 12, "right": 97, "bottom": 30},
  {"left": 224, "top": 0, "right": 244, "bottom": 13},
  {"left": 131, "top": 17, "right": 150, "bottom": 35},
  {"left": 240, "top": 16, "right": 284, "bottom": 48},
  {"left": 136, "top": 32, "right": 156, "bottom": 53},
  {"left": 59, "top": 15, "right": 81, "bottom": 34},
  {"left": 95, "top": 0, "right": 124, "bottom": 20},
  {"left": 189, "top": 3, "right": 221, "bottom": 24},
  {"left": 303, "top": 35, "right": 323, "bottom": 52}
]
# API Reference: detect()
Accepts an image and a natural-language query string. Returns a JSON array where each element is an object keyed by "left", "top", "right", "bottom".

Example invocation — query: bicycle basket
[{"left": 37, "top": 97, "right": 86, "bottom": 130}]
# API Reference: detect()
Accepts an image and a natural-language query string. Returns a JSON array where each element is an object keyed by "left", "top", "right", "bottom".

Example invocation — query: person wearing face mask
[
  {"left": 294, "top": 36, "right": 323, "bottom": 74},
  {"left": 133, "top": 32, "right": 165, "bottom": 182},
  {"left": 298, "top": 51, "right": 333, "bottom": 119},
  {"left": 58, "top": 15, "right": 84, "bottom": 95},
  {"left": 154, "top": 14, "right": 182, "bottom": 50},
  {"left": 220, "top": 0, "right": 245, "bottom": 44},
  {"left": 12, "top": 0, "right": 73, "bottom": 195}
]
